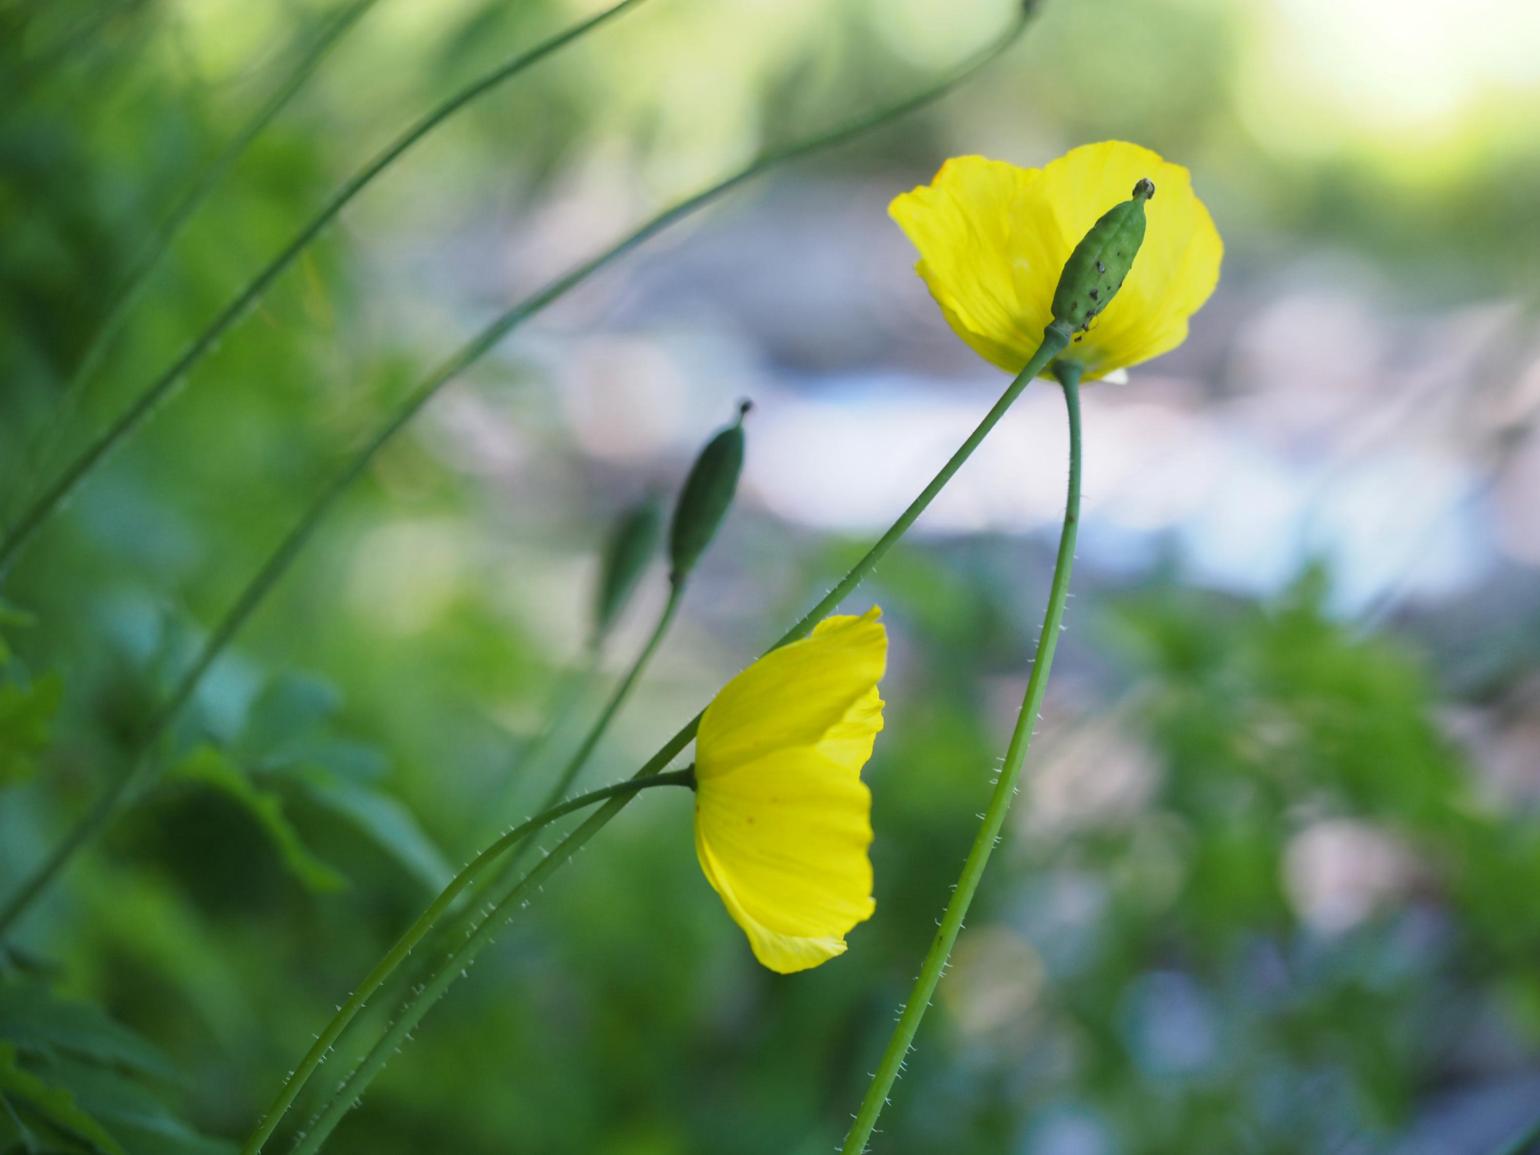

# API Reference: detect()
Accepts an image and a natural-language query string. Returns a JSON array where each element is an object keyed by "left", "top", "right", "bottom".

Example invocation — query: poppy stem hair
[
  {"left": 842, "top": 358, "right": 1085, "bottom": 1154},
  {"left": 239, "top": 767, "right": 692, "bottom": 1155},
  {"left": 491, "top": 581, "right": 687, "bottom": 884}
]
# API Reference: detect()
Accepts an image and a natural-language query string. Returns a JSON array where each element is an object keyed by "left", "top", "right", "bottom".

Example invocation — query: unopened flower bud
[
  {"left": 592, "top": 496, "right": 665, "bottom": 641},
  {"left": 669, "top": 401, "right": 750, "bottom": 585},
  {"left": 1050, "top": 178, "right": 1155, "bottom": 335}
]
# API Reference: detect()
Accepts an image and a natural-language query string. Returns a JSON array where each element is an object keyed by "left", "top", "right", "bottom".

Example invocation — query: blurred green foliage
[{"left": 3, "top": 0, "right": 1539, "bottom": 1152}]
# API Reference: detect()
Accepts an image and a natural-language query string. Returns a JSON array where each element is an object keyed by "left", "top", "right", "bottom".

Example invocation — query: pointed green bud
[
  {"left": 1050, "top": 177, "right": 1155, "bottom": 334},
  {"left": 592, "top": 496, "right": 665, "bottom": 641},
  {"left": 669, "top": 401, "right": 750, "bottom": 585}
]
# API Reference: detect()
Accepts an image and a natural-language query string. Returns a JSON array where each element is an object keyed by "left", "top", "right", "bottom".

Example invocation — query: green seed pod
[
  {"left": 592, "top": 496, "right": 665, "bottom": 641},
  {"left": 1050, "top": 177, "right": 1156, "bottom": 333},
  {"left": 669, "top": 402, "right": 750, "bottom": 584}
]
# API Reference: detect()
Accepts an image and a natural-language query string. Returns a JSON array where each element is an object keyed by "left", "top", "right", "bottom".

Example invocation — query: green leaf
[
  {"left": 669, "top": 409, "right": 747, "bottom": 581},
  {"left": 239, "top": 672, "right": 340, "bottom": 763},
  {"left": 594, "top": 497, "right": 665, "bottom": 639},
  {"left": 0, "top": 673, "right": 62, "bottom": 788},
  {"left": 0, "top": 1044, "right": 126, "bottom": 1155},
  {"left": 215, "top": 661, "right": 451, "bottom": 892},
  {"left": 0, "top": 601, "right": 35, "bottom": 668},
  {"left": 280, "top": 765, "right": 453, "bottom": 893},
  {"left": 167, "top": 746, "right": 347, "bottom": 894},
  {"left": 0, "top": 1092, "right": 38, "bottom": 1153},
  {"left": 34, "top": 1059, "right": 233, "bottom": 1155},
  {"left": 0, "top": 986, "right": 175, "bottom": 1083},
  {"left": 279, "top": 737, "right": 386, "bottom": 785},
  {"left": 0, "top": 603, "right": 34, "bottom": 628}
]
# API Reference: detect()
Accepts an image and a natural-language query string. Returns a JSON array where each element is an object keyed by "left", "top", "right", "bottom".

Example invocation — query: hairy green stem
[
  {"left": 11, "top": 0, "right": 378, "bottom": 517},
  {"left": 291, "top": 327, "right": 1071, "bottom": 1154},
  {"left": 477, "top": 647, "right": 601, "bottom": 843},
  {"left": 0, "top": 0, "right": 1035, "bottom": 940},
  {"left": 0, "top": 0, "right": 651, "bottom": 578},
  {"left": 239, "top": 767, "right": 693, "bottom": 1155},
  {"left": 290, "top": 741, "right": 692, "bottom": 1155},
  {"left": 544, "top": 582, "right": 683, "bottom": 808},
  {"left": 495, "top": 582, "right": 684, "bottom": 876},
  {"left": 841, "top": 355, "right": 1084, "bottom": 1154}
]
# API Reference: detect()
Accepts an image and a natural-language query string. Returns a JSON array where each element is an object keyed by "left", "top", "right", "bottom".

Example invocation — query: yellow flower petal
[
  {"left": 889, "top": 142, "right": 1222, "bottom": 381},
  {"left": 695, "top": 746, "right": 876, "bottom": 973},
  {"left": 696, "top": 608, "right": 886, "bottom": 776},
  {"left": 693, "top": 608, "right": 887, "bottom": 974},
  {"left": 889, "top": 156, "right": 1056, "bottom": 372}
]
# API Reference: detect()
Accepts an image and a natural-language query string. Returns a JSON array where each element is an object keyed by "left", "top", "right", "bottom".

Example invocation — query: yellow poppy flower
[
  {"left": 693, "top": 608, "right": 886, "bottom": 974},
  {"left": 889, "top": 141, "right": 1223, "bottom": 382}
]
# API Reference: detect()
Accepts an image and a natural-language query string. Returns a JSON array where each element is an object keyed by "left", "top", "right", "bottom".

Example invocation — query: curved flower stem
[
  {"left": 290, "top": 330, "right": 1073, "bottom": 1154},
  {"left": 0, "top": 1, "right": 1037, "bottom": 940},
  {"left": 291, "top": 741, "right": 691, "bottom": 1155},
  {"left": 237, "top": 767, "right": 693, "bottom": 1155},
  {"left": 477, "top": 647, "right": 600, "bottom": 841},
  {"left": 10, "top": 0, "right": 379, "bottom": 515},
  {"left": 496, "top": 581, "right": 684, "bottom": 876},
  {"left": 543, "top": 582, "right": 684, "bottom": 810},
  {"left": 840, "top": 358, "right": 1083, "bottom": 1154},
  {"left": 0, "top": 0, "right": 651, "bottom": 579}
]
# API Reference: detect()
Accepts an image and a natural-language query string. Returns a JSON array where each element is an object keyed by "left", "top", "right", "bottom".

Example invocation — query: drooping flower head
[
  {"left": 890, "top": 141, "right": 1222, "bottom": 381},
  {"left": 693, "top": 608, "right": 886, "bottom": 974}
]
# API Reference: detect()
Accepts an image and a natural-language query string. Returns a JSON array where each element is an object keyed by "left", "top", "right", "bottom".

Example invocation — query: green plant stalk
[
  {"left": 496, "top": 581, "right": 684, "bottom": 871},
  {"left": 239, "top": 767, "right": 692, "bottom": 1155},
  {"left": 0, "top": 1, "right": 1036, "bottom": 940},
  {"left": 0, "top": 1097, "right": 30, "bottom": 1149},
  {"left": 0, "top": 0, "right": 651, "bottom": 578},
  {"left": 478, "top": 647, "right": 601, "bottom": 842},
  {"left": 482, "top": 496, "right": 668, "bottom": 834},
  {"left": 291, "top": 740, "right": 694, "bottom": 1155},
  {"left": 290, "top": 330, "right": 1073, "bottom": 1154},
  {"left": 479, "top": 581, "right": 681, "bottom": 880},
  {"left": 841, "top": 356, "right": 1084, "bottom": 1155},
  {"left": 14, "top": 0, "right": 379, "bottom": 503}
]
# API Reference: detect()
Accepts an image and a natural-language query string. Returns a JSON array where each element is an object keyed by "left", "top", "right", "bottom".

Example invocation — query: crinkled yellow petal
[
  {"left": 694, "top": 743, "right": 876, "bottom": 974},
  {"left": 696, "top": 607, "right": 886, "bottom": 777},
  {"left": 888, "top": 142, "right": 1222, "bottom": 381},
  {"left": 693, "top": 608, "right": 886, "bottom": 974},
  {"left": 889, "top": 156, "right": 1059, "bottom": 373}
]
